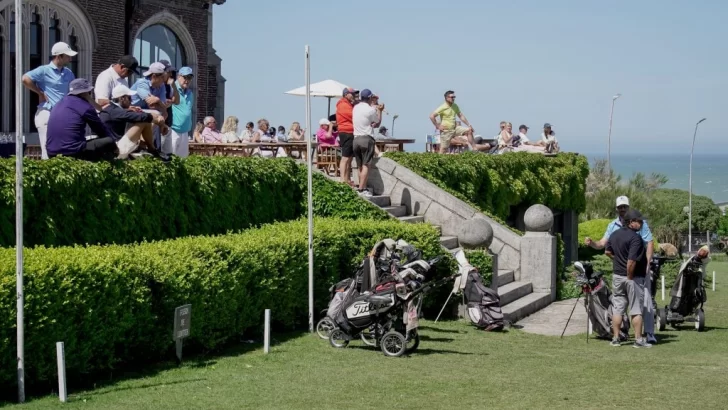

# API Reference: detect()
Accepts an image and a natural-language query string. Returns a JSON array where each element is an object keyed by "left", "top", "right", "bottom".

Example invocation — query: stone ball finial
[
  {"left": 454, "top": 216, "right": 494, "bottom": 248},
  {"left": 524, "top": 204, "right": 553, "bottom": 232}
]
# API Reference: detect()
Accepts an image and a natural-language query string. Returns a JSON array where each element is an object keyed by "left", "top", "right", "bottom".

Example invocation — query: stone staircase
[{"left": 367, "top": 192, "right": 551, "bottom": 323}]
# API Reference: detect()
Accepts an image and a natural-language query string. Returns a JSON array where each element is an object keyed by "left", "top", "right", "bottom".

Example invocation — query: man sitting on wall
[
  {"left": 99, "top": 84, "right": 168, "bottom": 159},
  {"left": 46, "top": 78, "right": 118, "bottom": 161},
  {"left": 130, "top": 62, "right": 169, "bottom": 151}
]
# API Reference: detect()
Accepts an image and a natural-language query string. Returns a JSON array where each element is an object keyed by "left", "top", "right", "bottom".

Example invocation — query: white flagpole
[
  {"left": 15, "top": 0, "right": 26, "bottom": 403},
  {"left": 305, "top": 45, "right": 314, "bottom": 333}
]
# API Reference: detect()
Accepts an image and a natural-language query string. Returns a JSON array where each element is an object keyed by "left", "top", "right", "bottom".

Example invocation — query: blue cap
[
  {"left": 68, "top": 78, "right": 94, "bottom": 95},
  {"left": 179, "top": 66, "right": 193, "bottom": 76},
  {"left": 544, "top": 123, "right": 552, "bottom": 128},
  {"left": 360, "top": 89, "right": 373, "bottom": 99},
  {"left": 342, "top": 87, "right": 358, "bottom": 97}
]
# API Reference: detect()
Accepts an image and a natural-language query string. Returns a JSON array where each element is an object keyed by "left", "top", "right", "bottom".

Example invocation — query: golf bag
[
  {"left": 574, "top": 262, "right": 629, "bottom": 340},
  {"left": 669, "top": 257, "right": 706, "bottom": 317},
  {"left": 464, "top": 269, "right": 505, "bottom": 331}
]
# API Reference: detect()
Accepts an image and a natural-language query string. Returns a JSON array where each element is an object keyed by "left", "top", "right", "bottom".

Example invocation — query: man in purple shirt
[{"left": 46, "top": 78, "right": 118, "bottom": 161}]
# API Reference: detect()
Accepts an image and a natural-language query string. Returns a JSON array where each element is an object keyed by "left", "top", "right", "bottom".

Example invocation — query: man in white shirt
[
  {"left": 94, "top": 55, "right": 140, "bottom": 106},
  {"left": 352, "top": 89, "right": 384, "bottom": 197},
  {"left": 540, "top": 123, "right": 560, "bottom": 153}
]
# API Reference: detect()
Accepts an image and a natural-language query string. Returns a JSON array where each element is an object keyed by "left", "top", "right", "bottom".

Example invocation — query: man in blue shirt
[
  {"left": 584, "top": 195, "right": 657, "bottom": 343},
  {"left": 131, "top": 62, "right": 169, "bottom": 153},
  {"left": 170, "top": 67, "right": 194, "bottom": 157},
  {"left": 22, "top": 42, "right": 77, "bottom": 160},
  {"left": 46, "top": 79, "right": 117, "bottom": 161}
]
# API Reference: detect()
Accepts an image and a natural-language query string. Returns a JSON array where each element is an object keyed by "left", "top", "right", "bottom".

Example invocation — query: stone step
[
  {"left": 398, "top": 215, "right": 425, "bottom": 224},
  {"left": 439, "top": 236, "right": 459, "bottom": 250},
  {"left": 382, "top": 205, "right": 407, "bottom": 218},
  {"left": 497, "top": 269, "right": 514, "bottom": 286},
  {"left": 502, "top": 292, "right": 552, "bottom": 323},
  {"left": 497, "top": 281, "right": 533, "bottom": 307},
  {"left": 368, "top": 195, "right": 391, "bottom": 207}
]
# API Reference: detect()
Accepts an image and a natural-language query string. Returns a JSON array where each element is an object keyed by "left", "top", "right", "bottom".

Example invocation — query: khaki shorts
[
  {"left": 439, "top": 126, "right": 470, "bottom": 148},
  {"left": 612, "top": 275, "right": 645, "bottom": 317}
]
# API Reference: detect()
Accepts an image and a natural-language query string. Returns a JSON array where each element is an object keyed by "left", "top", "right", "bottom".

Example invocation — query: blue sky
[{"left": 212, "top": 0, "right": 726, "bottom": 156}]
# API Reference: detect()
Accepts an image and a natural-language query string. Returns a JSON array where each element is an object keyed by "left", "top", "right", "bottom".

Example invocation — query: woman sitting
[
  {"left": 316, "top": 118, "right": 338, "bottom": 147},
  {"left": 221, "top": 116, "right": 241, "bottom": 143}
]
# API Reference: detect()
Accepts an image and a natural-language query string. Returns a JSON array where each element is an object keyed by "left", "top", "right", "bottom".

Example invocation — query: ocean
[{"left": 586, "top": 154, "right": 728, "bottom": 204}]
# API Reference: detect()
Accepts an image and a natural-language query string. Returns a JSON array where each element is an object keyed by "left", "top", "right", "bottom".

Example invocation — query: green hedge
[
  {"left": 0, "top": 157, "right": 387, "bottom": 248},
  {"left": 0, "top": 217, "right": 444, "bottom": 388},
  {"left": 385, "top": 152, "right": 589, "bottom": 222}
]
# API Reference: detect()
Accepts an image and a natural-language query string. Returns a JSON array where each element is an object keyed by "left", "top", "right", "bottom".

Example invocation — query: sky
[{"left": 212, "top": 0, "right": 726, "bottom": 156}]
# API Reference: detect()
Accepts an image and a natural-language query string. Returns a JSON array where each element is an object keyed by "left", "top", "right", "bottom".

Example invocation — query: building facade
[{"left": 0, "top": 0, "right": 226, "bottom": 137}]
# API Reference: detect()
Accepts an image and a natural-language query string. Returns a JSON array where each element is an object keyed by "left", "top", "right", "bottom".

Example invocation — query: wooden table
[
  {"left": 189, "top": 142, "right": 315, "bottom": 158},
  {"left": 375, "top": 138, "right": 415, "bottom": 152}
]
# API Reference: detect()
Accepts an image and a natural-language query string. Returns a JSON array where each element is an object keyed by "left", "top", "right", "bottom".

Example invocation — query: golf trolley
[{"left": 657, "top": 256, "right": 707, "bottom": 331}]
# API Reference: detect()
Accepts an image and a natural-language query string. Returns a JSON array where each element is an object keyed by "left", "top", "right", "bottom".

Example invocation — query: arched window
[
  {"left": 0, "top": 0, "right": 95, "bottom": 134},
  {"left": 133, "top": 24, "right": 187, "bottom": 76}
]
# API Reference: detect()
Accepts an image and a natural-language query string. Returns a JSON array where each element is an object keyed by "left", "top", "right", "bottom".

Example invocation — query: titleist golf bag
[
  {"left": 574, "top": 262, "right": 629, "bottom": 340},
  {"left": 455, "top": 251, "right": 504, "bottom": 331}
]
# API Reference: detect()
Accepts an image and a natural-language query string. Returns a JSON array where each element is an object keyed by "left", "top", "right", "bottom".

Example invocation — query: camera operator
[{"left": 584, "top": 195, "right": 657, "bottom": 344}]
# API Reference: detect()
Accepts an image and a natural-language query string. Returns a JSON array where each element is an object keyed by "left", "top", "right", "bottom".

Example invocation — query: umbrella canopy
[{"left": 285, "top": 79, "right": 350, "bottom": 98}]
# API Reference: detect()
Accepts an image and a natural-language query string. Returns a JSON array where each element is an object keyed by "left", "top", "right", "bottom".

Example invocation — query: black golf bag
[
  {"left": 669, "top": 257, "right": 706, "bottom": 317},
  {"left": 464, "top": 270, "right": 505, "bottom": 331}
]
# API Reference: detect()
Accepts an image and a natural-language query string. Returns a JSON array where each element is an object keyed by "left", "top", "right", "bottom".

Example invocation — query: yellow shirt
[{"left": 435, "top": 102, "right": 461, "bottom": 130}]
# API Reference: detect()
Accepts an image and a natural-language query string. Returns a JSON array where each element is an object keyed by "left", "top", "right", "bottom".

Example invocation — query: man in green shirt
[{"left": 429, "top": 90, "right": 476, "bottom": 153}]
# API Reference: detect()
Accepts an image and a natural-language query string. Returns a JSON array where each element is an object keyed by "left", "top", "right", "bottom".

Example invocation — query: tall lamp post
[
  {"left": 689, "top": 117, "right": 707, "bottom": 254},
  {"left": 607, "top": 93, "right": 621, "bottom": 170},
  {"left": 391, "top": 114, "right": 399, "bottom": 138}
]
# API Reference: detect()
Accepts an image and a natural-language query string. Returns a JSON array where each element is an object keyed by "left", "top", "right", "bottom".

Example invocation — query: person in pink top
[
  {"left": 316, "top": 117, "right": 338, "bottom": 146},
  {"left": 201, "top": 115, "right": 223, "bottom": 143}
]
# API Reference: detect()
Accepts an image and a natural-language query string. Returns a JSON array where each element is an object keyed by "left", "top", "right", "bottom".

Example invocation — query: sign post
[
  {"left": 15, "top": 0, "right": 25, "bottom": 403},
  {"left": 173, "top": 304, "right": 191, "bottom": 362}
]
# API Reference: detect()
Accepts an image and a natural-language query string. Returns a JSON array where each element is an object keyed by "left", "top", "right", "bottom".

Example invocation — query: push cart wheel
[
  {"left": 657, "top": 308, "right": 667, "bottom": 331},
  {"left": 696, "top": 309, "right": 705, "bottom": 332},
  {"left": 316, "top": 317, "right": 336, "bottom": 340},
  {"left": 406, "top": 330, "right": 420, "bottom": 353},
  {"left": 360, "top": 330, "right": 377, "bottom": 347},
  {"left": 380, "top": 331, "right": 407, "bottom": 357},
  {"left": 329, "top": 328, "right": 350, "bottom": 348}
]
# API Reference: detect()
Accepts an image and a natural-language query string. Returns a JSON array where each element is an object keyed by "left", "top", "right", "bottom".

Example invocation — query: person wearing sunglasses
[
  {"left": 585, "top": 195, "right": 657, "bottom": 344},
  {"left": 429, "top": 90, "right": 477, "bottom": 154}
]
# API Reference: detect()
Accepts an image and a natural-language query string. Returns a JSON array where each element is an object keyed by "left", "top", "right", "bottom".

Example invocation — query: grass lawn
[{"left": 5, "top": 262, "right": 728, "bottom": 409}]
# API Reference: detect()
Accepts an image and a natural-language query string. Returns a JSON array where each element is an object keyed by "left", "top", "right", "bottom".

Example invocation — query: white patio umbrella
[{"left": 285, "top": 79, "right": 349, "bottom": 116}]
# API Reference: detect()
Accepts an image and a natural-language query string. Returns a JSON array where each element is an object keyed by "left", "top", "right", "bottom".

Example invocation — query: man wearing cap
[
  {"left": 46, "top": 78, "right": 118, "bottom": 161},
  {"left": 131, "top": 62, "right": 169, "bottom": 152},
  {"left": 170, "top": 67, "right": 194, "bottom": 157},
  {"left": 157, "top": 60, "right": 181, "bottom": 155},
  {"left": 99, "top": 85, "right": 167, "bottom": 159},
  {"left": 94, "top": 55, "right": 140, "bottom": 106},
  {"left": 585, "top": 195, "right": 657, "bottom": 344},
  {"left": 352, "top": 89, "right": 384, "bottom": 198},
  {"left": 336, "top": 87, "right": 358, "bottom": 186},
  {"left": 430, "top": 90, "right": 476, "bottom": 154},
  {"left": 538, "top": 123, "right": 560, "bottom": 153},
  {"left": 22, "top": 42, "right": 78, "bottom": 159},
  {"left": 605, "top": 209, "right": 652, "bottom": 348}
]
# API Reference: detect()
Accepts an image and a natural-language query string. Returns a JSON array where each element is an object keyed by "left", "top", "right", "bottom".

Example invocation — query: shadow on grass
[
  {"left": 78, "top": 377, "right": 208, "bottom": 398},
  {"left": 418, "top": 325, "right": 464, "bottom": 334},
  {"left": 418, "top": 335, "right": 455, "bottom": 342},
  {"left": 412, "top": 348, "right": 476, "bottom": 356}
]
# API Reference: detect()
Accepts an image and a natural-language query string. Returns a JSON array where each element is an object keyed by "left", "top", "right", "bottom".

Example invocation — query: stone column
[{"left": 520, "top": 205, "right": 557, "bottom": 302}]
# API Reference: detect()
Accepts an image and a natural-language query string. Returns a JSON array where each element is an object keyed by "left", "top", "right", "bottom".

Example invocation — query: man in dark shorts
[
  {"left": 605, "top": 209, "right": 652, "bottom": 348},
  {"left": 336, "top": 87, "right": 358, "bottom": 186},
  {"left": 352, "top": 89, "right": 384, "bottom": 197}
]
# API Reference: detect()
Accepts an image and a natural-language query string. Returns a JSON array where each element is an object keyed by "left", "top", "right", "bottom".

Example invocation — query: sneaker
[
  {"left": 646, "top": 333, "right": 657, "bottom": 344},
  {"left": 633, "top": 339, "right": 653, "bottom": 348},
  {"left": 609, "top": 339, "right": 621, "bottom": 347},
  {"left": 358, "top": 189, "right": 373, "bottom": 198}
]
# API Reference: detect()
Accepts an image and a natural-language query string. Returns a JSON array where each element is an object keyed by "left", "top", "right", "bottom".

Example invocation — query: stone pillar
[{"left": 520, "top": 205, "right": 557, "bottom": 302}]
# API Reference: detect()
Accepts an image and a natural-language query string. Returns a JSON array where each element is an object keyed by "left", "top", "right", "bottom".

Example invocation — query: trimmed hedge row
[
  {"left": 0, "top": 217, "right": 444, "bottom": 388},
  {"left": 0, "top": 157, "right": 387, "bottom": 247},
  {"left": 385, "top": 152, "right": 590, "bottom": 222}
]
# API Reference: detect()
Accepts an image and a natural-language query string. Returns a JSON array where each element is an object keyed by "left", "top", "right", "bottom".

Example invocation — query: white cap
[
  {"left": 143, "top": 62, "right": 166, "bottom": 77},
  {"left": 616, "top": 196, "right": 630, "bottom": 207},
  {"left": 111, "top": 84, "right": 137, "bottom": 99},
  {"left": 51, "top": 42, "right": 78, "bottom": 57},
  {"left": 319, "top": 118, "right": 330, "bottom": 126}
]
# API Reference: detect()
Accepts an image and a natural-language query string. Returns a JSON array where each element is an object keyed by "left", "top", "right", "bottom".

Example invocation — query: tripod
[{"left": 560, "top": 289, "right": 591, "bottom": 343}]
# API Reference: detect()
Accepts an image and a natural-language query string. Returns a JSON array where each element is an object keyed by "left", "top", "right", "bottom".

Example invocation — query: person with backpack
[{"left": 605, "top": 209, "right": 652, "bottom": 348}]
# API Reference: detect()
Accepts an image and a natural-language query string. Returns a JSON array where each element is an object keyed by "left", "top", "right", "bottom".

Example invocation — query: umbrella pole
[{"left": 327, "top": 98, "right": 331, "bottom": 117}]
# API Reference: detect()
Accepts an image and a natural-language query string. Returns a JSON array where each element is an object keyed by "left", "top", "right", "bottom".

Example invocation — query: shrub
[
  {"left": 0, "top": 217, "right": 444, "bottom": 388},
  {"left": 385, "top": 152, "right": 590, "bottom": 222},
  {"left": 0, "top": 157, "right": 387, "bottom": 248},
  {"left": 577, "top": 219, "right": 611, "bottom": 260}
]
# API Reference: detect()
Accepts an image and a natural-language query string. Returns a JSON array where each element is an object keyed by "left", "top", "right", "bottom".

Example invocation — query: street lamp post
[
  {"left": 689, "top": 117, "right": 707, "bottom": 254},
  {"left": 607, "top": 93, "right": 621, "bottom": 170},
  {"left": 391, "top": 114, "right": 399, "bottom": 138}
]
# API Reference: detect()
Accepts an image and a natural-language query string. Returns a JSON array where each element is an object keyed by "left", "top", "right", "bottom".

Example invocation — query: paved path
[{"left": 515, "top": 298, "right": 589, "bottom": 336}]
